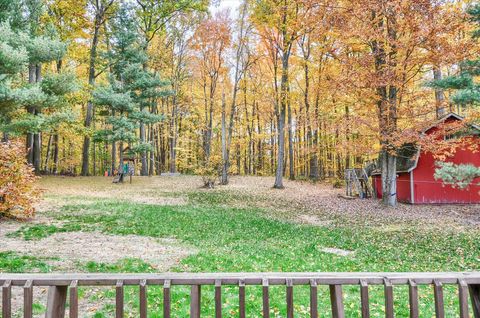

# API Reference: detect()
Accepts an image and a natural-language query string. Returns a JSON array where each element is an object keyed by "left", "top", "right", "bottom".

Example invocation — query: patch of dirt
[
  {"left": 0, "top": 230, "right": 194, "bottom": 272},
  {"left": 297, "top": 214, "right": 333, "bottom": 227},
  {"left": 320, "top": 247, "right": 355, "bottom": 257}
]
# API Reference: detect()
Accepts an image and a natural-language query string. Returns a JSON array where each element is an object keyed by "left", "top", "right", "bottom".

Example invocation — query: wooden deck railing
[{"left": 1, "top": 272, "right": 480, "bottom": 318}]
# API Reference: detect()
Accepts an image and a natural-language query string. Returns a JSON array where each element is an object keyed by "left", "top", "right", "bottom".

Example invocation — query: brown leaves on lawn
[{"left": 0, "top": 140, "right": 41, "bottom": 219}]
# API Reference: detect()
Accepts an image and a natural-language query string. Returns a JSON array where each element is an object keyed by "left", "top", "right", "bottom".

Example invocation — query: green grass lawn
[{"left": 5, "top": 185, "right": 480, "bottom": 317}]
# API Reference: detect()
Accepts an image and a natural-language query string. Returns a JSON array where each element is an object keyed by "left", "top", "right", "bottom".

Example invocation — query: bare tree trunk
[
  {"left": 274, "top": 106, "right": 286, "bottom": 188},
  {"left": 81, "top": 15, "right": 101, "bottom": 176},
  {"left": 270, "top": 119, "right": 275, "bottom": 174},
  {"left": 33, "top": 64, "right": 42, "bottom": 174},
  {"left": 139, "top": 121, "right": 148, "bottom": 175},
  {"left": 111, "top": 109, "right": 116, "bottom": 174},
  {"left": 274, "top": 51, "right": 290, "bottom": 188},
  {"left": 169, "top": 97, "right": 177, "bottom": 173},
  {"left": 119, "top": 141, "right": 124, "bottom": 173},
  {"left": 433, "top": 66, "right": 445, "bottom": 119},
  {"left": 53, "top": 134, "right": 59, "bottom": 174},
  {"left": 287, "top": 97, "right": 294, "bottom": 180},
  {"left": 345, "top": 105, "right": 351, "bottom": 169},
  {"left": 221, "top": 91, "right": 228, "bottom": 184},
  {"left": 44, "top": 134, "right": 53, "bottom": 172},
  {"left": 26, "top": 64, "right": 36, "bottom": 165},
  {"left": 149, "top": 125, "right": 155, "bottom": 176},
  {"left": 372, "top": 8, "right": 398, "bottom": 207}
]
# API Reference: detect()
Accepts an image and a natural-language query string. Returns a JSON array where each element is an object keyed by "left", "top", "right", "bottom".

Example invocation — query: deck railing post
[
  {"left": 45, "top": 286, "right": 67, "bottom": 318},
  {"left": 69, "top": 280, "right": 78, "bottom": 318},
  {"left": 115, "top": 280, "right": 124, "bottom": 318},
  {"left": 286, "top": 278, "right": 293, "bottom": 318},
  {"left": 310, "top": 279, "right": 318, "bottom": 318},
  {"left": 433, "top": 280, "right": 445, "bottom": 318},
  {"left": 139, "top": 279, "right": 147, "bottom": 318},
  {"left": 190, "top": 284, "right": 201, "bottom": 318},
  {"left": 2, "top": 280, "right": 11, "bottom": 318},
  {"left": 215, "top": 279, "right": 222, "bottom": 318},
  {"left": 239, "top": 279, "right": 246, "bottom": 318},
  {"left": 329, "top": 284, "right": 345, "bottom": 318},
  {"left": 408, "top": 279, "right": 419, "bottom": 318},
  {"left": 24, "top": 280, "right": 33, "bottom": 318},
  {"left": 164, "top": 280, "right": 171, "bottom": 318},
  {"left": 384, "top": 279, "right": 394, "bottom": 318},
  {"left": 470, "top": 284, "right": 480, "bottom": 318},
  {"left": 262, "top": 278, "right": 270, "bottom": 318},
  {"left": 458, "top": 280, "right": 469, "bottom": 318},
  {"left": 360, "top": 280, "right": 370, "bottom": 318}
]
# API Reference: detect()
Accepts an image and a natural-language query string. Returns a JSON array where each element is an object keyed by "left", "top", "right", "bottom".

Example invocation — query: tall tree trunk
[
  {"left": 111, "top": 110, "right": 116, "bottom": 174},
  {"left": 149, "top": 124, "right": 155, "bottom": 176},
  {"left": 119, "top": 141, "right": 124, "bottom": 172},
  {"left": 221, "top": 91, "right": 228, "bottom": 184},
  {"left": 345, "top": 105, "right": 351, "bottom": 169},
  {"left": 274, "top": 52, "right": 290, "bottom": 188},
  {"left": 32, "top": 64, "right": 42, "bottom": 174},
  {"left": 81, "top": 17, "right": 101, "bottom": 176},
  {"left": 287, "top": 96, "right": 294, "bottom": 180},
  {"left": 373, "top": 8, "right": 398, "bottom": 207},
  {"left": 433, "top": 66, "right": 445, "bottom": 119},
  {"left": 44, "top": 134, "right": 53, "bottom": 172},
  {"left": 26, "top": 64, "right": 36, "bottom": 165},
  {"left": 139, "top": 120, "right": 148, "bottom": 175},
  {"left": 53, "top": 134, "right": 59, "bottom": 174},
  {"left": 274, "top": 105, "right": 286, "bottom": 188},
  {"left": 169, "top": 97, "right": 177, "bottom": 173}
]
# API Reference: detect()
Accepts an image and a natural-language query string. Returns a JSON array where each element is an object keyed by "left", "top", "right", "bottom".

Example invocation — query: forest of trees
[{"left": 1, "top": 0, "right": 480, "bottom": 206}]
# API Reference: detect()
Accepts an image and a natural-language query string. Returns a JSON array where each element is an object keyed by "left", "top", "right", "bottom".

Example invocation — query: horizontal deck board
[{"left": 1, "top": 272, "right": 479, "bottom": 286}]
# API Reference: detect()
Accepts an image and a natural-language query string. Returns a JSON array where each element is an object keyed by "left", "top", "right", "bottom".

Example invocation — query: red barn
[{"left": 372, "top": 113, "right": 480, "bottom": 204}]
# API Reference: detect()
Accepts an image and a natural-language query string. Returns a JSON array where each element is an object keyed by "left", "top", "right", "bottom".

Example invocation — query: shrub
[
  {"left": 196, "top": 154, "right": 222, "bottom": 188},
  {"left": 0, "top": 141, "right": 40, "bottom": 218}
]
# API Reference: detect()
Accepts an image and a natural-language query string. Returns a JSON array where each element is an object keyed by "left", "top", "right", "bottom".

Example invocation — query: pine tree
[
  {"left": 93, "top": 5, "right": 170, "bottom": 175},
  {"left": 430, "top": 4, "right": 480, "bottom": 107},
  {"left": 0, "top": 0, "right": 76, "bottom": 174}
]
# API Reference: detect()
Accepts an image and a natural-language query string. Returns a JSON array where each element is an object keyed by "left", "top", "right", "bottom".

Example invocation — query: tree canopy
[{"left": 0, "top": 0, "right": 479, "bottom": 206}]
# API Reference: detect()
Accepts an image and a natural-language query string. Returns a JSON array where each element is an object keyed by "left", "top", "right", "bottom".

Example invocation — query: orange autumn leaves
[{"left": 0, "top": 141, "right": 40, "bottom": 218}]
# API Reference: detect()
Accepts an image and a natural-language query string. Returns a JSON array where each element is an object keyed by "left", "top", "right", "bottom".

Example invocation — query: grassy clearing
[
  {"left": 15, "top": 193, "right": 479, "bottom": 316},
  {"left": 3, "top": 177, "right": 479, "bottom": 317}
]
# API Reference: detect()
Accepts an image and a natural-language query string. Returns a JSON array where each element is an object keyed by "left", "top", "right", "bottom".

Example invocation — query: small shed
[{"left": 372, "top": 113, "right": 480, "bottom": 204}]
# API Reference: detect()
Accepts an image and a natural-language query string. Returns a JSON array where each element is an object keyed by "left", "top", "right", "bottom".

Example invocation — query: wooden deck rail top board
[
  {"left": 1, "top": 272, "right": 480, "bottom": 286},
  {"left": 2, "top": 272, "right": 480, "bottom": 318}
]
